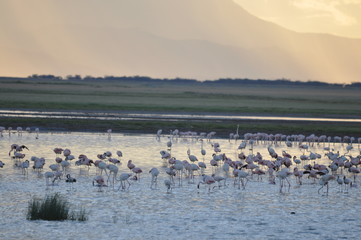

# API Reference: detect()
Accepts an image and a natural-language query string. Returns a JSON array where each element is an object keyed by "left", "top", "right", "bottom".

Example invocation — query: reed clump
[{"left": 27, "top": 193, "right": 88, "bottom": 221}]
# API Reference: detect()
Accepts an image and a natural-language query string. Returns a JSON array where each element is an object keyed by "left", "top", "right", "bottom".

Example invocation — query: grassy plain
[{"left": 0, "top": 78, "right": 360, "bottom": 137}]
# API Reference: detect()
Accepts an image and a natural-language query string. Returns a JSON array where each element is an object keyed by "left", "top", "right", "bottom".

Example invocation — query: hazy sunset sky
[
  {"left": 235, "top": 0, "right": 361, "bottom": 39},
  {"left": 0, "top": 0, "right": 360, "bottom": 83}
]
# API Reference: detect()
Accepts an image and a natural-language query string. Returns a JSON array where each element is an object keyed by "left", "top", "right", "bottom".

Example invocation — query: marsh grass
[
  {"left": 27, "top": 193, "right": 88, "bottom": 221},
  {"left": 1, "top": 78, "right": 360, "bottom": 137},
  {"left": 1, "top": 78, "right": 360, "bottom": 116}
]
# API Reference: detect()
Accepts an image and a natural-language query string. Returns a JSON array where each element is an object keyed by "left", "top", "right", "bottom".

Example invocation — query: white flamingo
[
  {"left": 117, "top": 173, "right": 132, "bottom": 191},
  {"left": 149, "top": 168, "right": 160, "bottom": 189},
  {"left": 164, "top": 179, "right": 172, "bottom": 193},
  {"left": 106, "top": 164, "right": 119, "bottom": 187},
  {"left": 276, "top": 168, "right": 292, "bottom": 193},
  {"left": 318, "top": 174, "right": 335, "bottom": 194}
]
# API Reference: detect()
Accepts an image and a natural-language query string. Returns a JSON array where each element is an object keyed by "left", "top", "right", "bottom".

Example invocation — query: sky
[
  {"left": 234, "top": 0, "right": 361, "bottom": 39},
  {"left": 0, "top": 0, "right": 360, "bottom": 83}
]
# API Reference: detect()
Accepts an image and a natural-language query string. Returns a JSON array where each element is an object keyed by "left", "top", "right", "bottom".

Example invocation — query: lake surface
[{"left": 0, "top": 131, "right": 360, "bottom": 240}]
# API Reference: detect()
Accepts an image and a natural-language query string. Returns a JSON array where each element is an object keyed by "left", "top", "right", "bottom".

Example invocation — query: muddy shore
[{"left": 1, "top": 109, "right": 360, "bottom": 138}]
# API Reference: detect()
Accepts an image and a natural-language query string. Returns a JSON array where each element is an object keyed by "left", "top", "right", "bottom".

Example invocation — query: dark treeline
[{"left": 0, "top": 74, "right": 360, "bottom": 88}]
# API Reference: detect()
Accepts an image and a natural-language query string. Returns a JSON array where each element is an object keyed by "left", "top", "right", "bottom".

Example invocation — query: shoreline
[{"left": 1, "top": 111, "right": 360, "bottom": 139}]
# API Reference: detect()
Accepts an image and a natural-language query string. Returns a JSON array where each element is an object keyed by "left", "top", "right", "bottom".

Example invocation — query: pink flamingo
[
  {"left": 132, "top": 167, "right": 143, "bottom": 180},
  {"left": 197, "top": 175, "right": 216, "bottom": 193},
  {"left": 93, "top": 176, "right": 107, "bottom": 191},
  {"left": 165, "top": 167, "right": 176, "bottom": 184},
  {"left": 53, "top": 148, "right": 63, "bottom": 155},
  {"left": 127, "top": 160, "right": 135, "bottom": 170}
]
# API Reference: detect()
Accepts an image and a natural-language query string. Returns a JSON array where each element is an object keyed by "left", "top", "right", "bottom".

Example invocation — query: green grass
[
  {"left": 27, "top": 193, "right": 88, "bottom": 221},
  {"left": 1, "top": 78, "right": 360, "bottom": 137},
  {"left": 0, "top": 78, "right": 360, "bottom": 116}
]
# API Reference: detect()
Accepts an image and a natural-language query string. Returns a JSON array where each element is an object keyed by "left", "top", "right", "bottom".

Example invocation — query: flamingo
[
  {"left": 197, "top": 175, "right": 216, "bottom": 193},
  {"left": 9, "top": 144, "right": 29, "bottom": 156},
  {"left": 65, "top": 174, "right": 76, "bottom": 183},
  {"left": 187, "top": 148, "right": 198, "bottom": 163},
  {"left": 108, "top": 158, "right": 121, "bottom": 165},
  {"left": 21, "top": 160, "right": 30, "bottom": 175},
  {"left": 318, "top": 174, "right": 335, "bottom": 195},
  {"left": 149, "top": 167, "right": 160, "bottom": 189},
  {"left": 346, "top": 144, "right": 353, "bottom": 154},
  {"left": 65, "top": 174, "right": 76, "bottom": 189},
  {"left": 293, "top": 167, "right": 303, "bottom": 185},
  {"left": 210, "top": 159, "right": 218, "bottom": 174},
  {"left": 293, "top": 156, "right": 301, "bottom": 166},
  {"left": 156, "top": 129, "right": 162, "bottom": 140},
  {"left": 63, "top": 148, "right": 71, "bottom": 158},
  {"left": 106, "top": 164, "right": 119, "bottom": 187},
  {"left": 336, "top": 175, "right": 344, "bottom": 192},
  {"left": 44, "top": 171, "right": 55, "bottom": 186},
  {"left": 164, "top": 179, "right": 172, "bottom": 193},
  {"left": 32, "top": 157, "right": 45, "bottom": 175},
  {"left": 35, "top": 128, "right": 39, "bottom": 139},
  {"left": 348, "top": 166, "right": 360, "bottom": 182},
  {"left": 93, "top": 176, "right": 107, "bottom": 191},
  {"left": 233, "top": 124, "right": 240, "bottom": 142},
  {"left": 222, "top": 162, "right": 230, "bottom": 178},
  {"left": 276, "top": 168, "right": 292, "bottom": 193},
  {"left": 198, "top": 161, "right": 207, "bottom": 175},
  {"left": 212, "top": 174, "right": 226, "bottom": 188},
  {"left": 127, "top": 160, "right": 135, "bottom": 170},
  {"left": 49, "top": 164, "right": 60, "bottom": 172},
  {"left": 0, "top": 126, "right": 5, "bottom": 137},
  {"left": 60, "top": 160, "right": 70, "bottom": 173},
  {"left": 117, "top": 173, "right": 132, "bottom": 191},
  {"left": 97, "top": 161, "right": 108, "bottom": 176},
  {"left": 167, "top": 137, "right": 172, "bottom": 151},
  {"left": 132, "top": 167, "right": 143, "bottom": 180},
  {"left": 116, "top": 150, "right": 123, "bottom": 158},
  {"left": 200, "top": 139, "right": 206, "bottom": 161},
  {"left": 252, "top": 168, "right": 266, "bottom": 181},
  {"left": 165, "top": 167, "right": 176, "bottom": 184},
  {"left": 234, "top": 169, "right": 249, "bottom": 190},
  {"left": 238, "top": 141, "right": 247, "bottom": 151},
  {"left": 189, "top": 163, "right": 200, "bottom": 183},
  {"left": 53, "top": 147, "right": 63, "bottom": 156},
  {"left": 172, "top": 161, "right": 184, "bottom": 186},
  {"left": 16, "top": 127, "right": 23, "bottom": 136},
  {"left": 343, "top": 176, "right": 352, "bottom": 192},
  {"left": 55, "top": 157, "right": 63, "bottom": 164},
  {"left": 53, "top": 171, "right": 63, "bottom": 183},
  {"left": 160, "top": 151, "right": 171, "bottom": 164},
  {"left": 282, "top": 151, "right": 292, "bottom": 159}
]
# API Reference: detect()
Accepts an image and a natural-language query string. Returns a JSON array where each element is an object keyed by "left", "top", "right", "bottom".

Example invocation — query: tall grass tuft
[{"left": 27, "top": 193, "right": 88, "bottom": 221}]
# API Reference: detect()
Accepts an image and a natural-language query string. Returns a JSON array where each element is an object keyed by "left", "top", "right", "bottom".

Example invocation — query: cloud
[{"left": 292, "top": 0, "right": 360, "bottom": 26}]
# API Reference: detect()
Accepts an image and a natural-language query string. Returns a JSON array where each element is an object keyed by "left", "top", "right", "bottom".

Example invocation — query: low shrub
[{"left": 27, "top": 193, "right": 87, "bottom": 221}]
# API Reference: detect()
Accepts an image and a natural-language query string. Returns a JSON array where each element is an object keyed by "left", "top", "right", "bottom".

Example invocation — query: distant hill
[{"left": 0, "top": 0, "right": 360, "bottom": 83}]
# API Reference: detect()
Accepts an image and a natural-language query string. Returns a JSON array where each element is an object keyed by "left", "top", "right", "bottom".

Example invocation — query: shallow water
[
  {"left": 0, "top": 132, "right": 360, "bottom": 240},
  {"left": 1, "top": 109, "right": 361, "bottom": 122}
]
